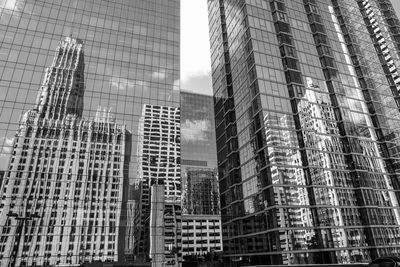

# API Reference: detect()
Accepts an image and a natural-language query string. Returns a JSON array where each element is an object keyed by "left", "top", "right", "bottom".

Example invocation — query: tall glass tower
[
  {"left": 0, "top": 0, "right": 180, "bottom": 266},
  {"left": 208, "top": 0, "right": 400, "bottom": 265},
  {"left": 180, "top": 91, "right": 223, "bottom": 257}
]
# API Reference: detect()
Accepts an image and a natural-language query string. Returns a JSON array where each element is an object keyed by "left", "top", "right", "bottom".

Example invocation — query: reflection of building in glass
[
  {"left": 0, "top": 171, "right": 4, "bottom": 188},
  {"left": 263, "top": 112, "right": 313, "bottom": 264},
  {"left": 183, "top": 168, "right": 219, "bottom": 215},
  {"left": 180, "top": 91, "right": 218, "bottom": 169},
  {"left": 125, "top": 195, "right": 137, "bottom": 262},
  {"left": 180, "top": 91, "right": 222, "bottom": 257},
  {"left": 0, "top": 38, "right": 130, "bottom": 266},
  {"left": 181, "top": 168, "right": 222, "bottom": 256},
  {"left": 0, "top": 0, "right": 180, "bottom": 265},
  {"left": 209, "top": 0, "right": 400, "bottom": 265},
  {"left": 135, "top": 104, "right": 181, "bottom": 266}
]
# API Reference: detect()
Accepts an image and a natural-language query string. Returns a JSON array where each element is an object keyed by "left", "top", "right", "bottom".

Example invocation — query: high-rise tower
[
  {"left": 0, "top": 37, "right": 129, "bottom": 266},
  {"left": 0, "top": 0, "right": 180, "bottom": 265},
  {"left": 34, "top": 37, "right": 85, "bottom": 120},
  {"left": 208, "top": 0, "right": 400, "bottom": 265},
  {"left": 135, "top": 104, "right": 181, "bottom": 266},
  {"left": 180, "top": 91, "right": 223, "bottom": 257}
]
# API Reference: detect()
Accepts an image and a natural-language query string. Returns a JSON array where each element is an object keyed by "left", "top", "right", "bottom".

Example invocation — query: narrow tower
[{"left": 34, "top": 37, "right": 85, "bottom": 120}]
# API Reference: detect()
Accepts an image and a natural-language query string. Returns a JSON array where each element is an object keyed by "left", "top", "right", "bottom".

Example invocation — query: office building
[
  {"left": 180, "top": 91, "right": 222, "bottom": 257},
  {"left": 180, "top": 91, "right": 219, "bottom": 215},
  {"left": 0, "top": 0, "right": 180, "bottom": 265},
  {"left": 180, "top": 91, "right": 218, "bottom": 169},
  {"left": 182, "top": 168, "right": 219, "bottom": 215},
  {"left": 181, "top": 215, "right": 222, "bottom": 256},
  {"left": 181, "top": 168, "right": 222, "bottom": 256},
  {"left": 208, "top": 0, "right": 400, "bottom": 265},
  {"left": 135, "top": 104, "right": 181, "bottom": 266},
  {"left": 0, "top": 37, "right": 129, "bottom": 266}
]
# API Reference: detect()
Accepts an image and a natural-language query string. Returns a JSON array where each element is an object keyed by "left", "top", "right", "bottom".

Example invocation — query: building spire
[{"left": 34, "top": 37, "right": 85, "bottom": 120}]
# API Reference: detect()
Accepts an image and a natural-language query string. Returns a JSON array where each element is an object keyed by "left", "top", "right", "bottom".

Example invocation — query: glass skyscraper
[
  {"left": 0, "top": 0, "right": 180, "bottom": 265},
  {"left": 208, "top": 0, "right": 400, "bottom": 265},
  {"left": 180, "top": 91, "right": 222, "bottom": 257}
]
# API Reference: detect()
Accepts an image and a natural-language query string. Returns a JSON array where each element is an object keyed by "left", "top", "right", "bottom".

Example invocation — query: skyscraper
[
  {"left": 0, "top": 0, "right": 180, "bottom": 265},
  {"left": 208, "top": 0, "right": 400, "bottom": 265},
  {"left": 180, "top": 91, "right": 219, "bottom": 216},
  {"left": 135, "top": 104, "right": 182, "bottom": 266},
  {"left": 180, "top": 91, "right": 222, "bottom": 257},
  {"left": 0, "top": 37, "right": 129, "bottom": 266}
]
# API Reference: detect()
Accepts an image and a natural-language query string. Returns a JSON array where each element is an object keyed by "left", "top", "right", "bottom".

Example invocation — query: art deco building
[
  {"left": 208, "top": 0, "right": 400, "bottom": 265},
  {"left": 135, "top": 104, "right": 181, "bottom": 266},
  {"left": 180, "top": 91, "right": 223, "bottom": 257},
  {"left": 0, "top": 0, "right": 180, "bottom": 265},
  {"left": 0, "top": 37, "right": 129, "bottom": 266}
]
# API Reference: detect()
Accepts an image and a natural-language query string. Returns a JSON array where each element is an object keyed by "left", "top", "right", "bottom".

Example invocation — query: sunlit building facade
[
  {"left": 208, "top": 0, "right": 400, "bottom": 265},
  {"left": 0, "top": 0, "right": 180, "bottom": 265},
  {"left": 0, "top": 37, "right": 129, "bottom": 266},
  {"left": 181, "top": 215, "right": 223, "bottom": 256},
  {"left": 135, "top": 104, "right": 181, "bottom": 266}
]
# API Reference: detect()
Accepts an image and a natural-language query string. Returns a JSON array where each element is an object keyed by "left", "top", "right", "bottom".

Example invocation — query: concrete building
[{"left": 181, "top": 215, "right": 222, "bottom": 256}]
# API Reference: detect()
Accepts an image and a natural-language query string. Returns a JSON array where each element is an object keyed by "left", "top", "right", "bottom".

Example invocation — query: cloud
[
  {"left": 1, "top": 0, "right": 22, "bottom": 13},
  {"left": 173, "top": 79, "right": 180, "bottom": 91},
  {"left": 180, "top": 73, "right": 213, "bottom": 95},
  {"left": 109, "top": 77, "right": 148, "bottom": 91},
  {"left": 0, "top": 137, "right": 13, "bottom": 170},
  {"left": 181, "top": 119, "right": 211, "bottom": 142},
  {"left": 0, "top": 137, "right": 14, "bottom": 154},
  {"left": 151, "top": 71, "right": 166, "bottom": 80}
]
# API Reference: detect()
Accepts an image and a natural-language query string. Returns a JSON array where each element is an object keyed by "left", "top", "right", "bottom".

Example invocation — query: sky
[
  {"left": 180, "top": 0, "right": 400, "bottom": 96},
  {"left": 181, "top": 0, "right": 213, "bottom": 95},
  {"left": 394, "top": 1, "right": 400, "bottom": 17}
]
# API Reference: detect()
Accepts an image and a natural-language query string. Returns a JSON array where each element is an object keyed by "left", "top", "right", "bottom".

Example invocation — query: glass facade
[
  {"left": 135, "top": 104, "right": 182, "bottom": 266},
  {"left": 180, "top": 91, "right": 219, "bottom": 216},
  {"left": 183, "top": 168, "right": 219, "bottom": 215},
  {"left": 0, "top": 0, "right": 180, "bottom": 265},
  {"left": 180, "top": 91, "right": 218, "bottom": 169},
  {"left": 180, "top": 91, "right": 222, "bottom": 257},
  {"left": 208, "top": 0, "right": 400, "bottom": 265}
]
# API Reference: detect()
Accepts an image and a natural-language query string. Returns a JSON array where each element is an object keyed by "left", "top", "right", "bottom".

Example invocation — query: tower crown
[{"left": 34, "top": 37, "right": 85, "bottom": 120}]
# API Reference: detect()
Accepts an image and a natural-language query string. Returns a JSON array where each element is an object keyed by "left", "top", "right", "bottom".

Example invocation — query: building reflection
[
  {"left": 208, "top": 0, "right": 400, "bottom": 264},
  {"left": 135, "top": 104, "right": 181, "bottom": 266},
  {"left": 0, "top": 37, "right": 131, "bottom": 266}
]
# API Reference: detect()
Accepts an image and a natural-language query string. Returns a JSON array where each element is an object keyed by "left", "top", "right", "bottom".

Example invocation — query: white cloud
[
  {"left": 181, "top": 0, "right": 212, "bottom": 84},
  {"left": 110, "top": 77, "right": 148, "bottom": 91},
  {"left": 1, "top": 0, "right": 21, "bottom": 13},
  {"left": 0, "top": 137, "right": 13, "bottom": 170},
  {"left": 151, "top": 70, "right": 166, "bottom": 80},
  {"left": 181, "top": 119, "right": 211, "bottom": 142},
  {"left": 0, "top": 137, "right": 14, "bottom": 154},
  {"left": 173, "top": 79, "right": 180, "bottom": 91},
  {"left": 3, "top": 0, "right": 17, "bottom": 10}
]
